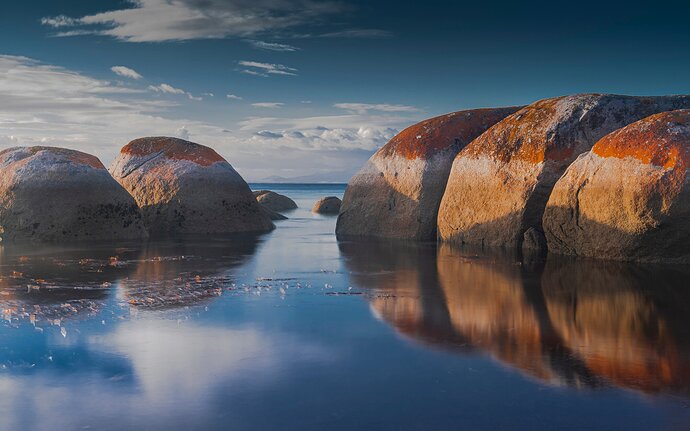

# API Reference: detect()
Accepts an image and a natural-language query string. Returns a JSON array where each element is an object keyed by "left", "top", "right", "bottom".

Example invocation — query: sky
[{"left": 1, "top": 0, "right": 690, "bottom": 181}]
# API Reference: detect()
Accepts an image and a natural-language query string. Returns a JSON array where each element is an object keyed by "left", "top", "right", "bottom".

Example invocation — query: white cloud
[
  {"left": 40, "top": 0, "right": 344, "bottom": 42},
  {"left": 0, "top": 55, "right": 421, "bottom": 182},
  {"left": 40, "top": 15, "right": 78, "bottom": 28},
  {"left": 148, "top": 83, "right": 203, "bottom": 101},
  {"left": 252, "top": 102, "right": 284, "bottom": 109},
  {"left": 334, "top": 103, "right": 420, "bottom": 115},
  {"left": 238, "top": 60, "right": 297, "bottom": 77},
  {"left": 246, "top": 40, "right": 300, "bottom": 52},
  {"left": 148, "top": 83, "right": 185, "bottom": 95},
  {"left": 111, "top": 65, "right": 142, "bottom": 80},
  {"left": 226, "top": 94, "right": 243, "bottom": 100}
]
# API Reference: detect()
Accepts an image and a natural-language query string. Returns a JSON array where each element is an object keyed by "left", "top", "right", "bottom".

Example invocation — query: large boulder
[
  {"left": 544, "top": 110, "right": 690, "bottom": 262},
  {"left": 109, "top": 137, "right": 273, "bottom": 236},
  {"left": 253, "top": 190, "right": 297, "bottom": 211},
  {"left": 438, "top": 94, "right": 690, "bottom": 250},
  {"left": 336, "top": 107, "right": 521, "bottom": 240},
  {"left": 0, "top": 146, "right": 147, "bottom": 242},
  {"left": 312, "top": 196, "right": 341, "bottom": 214}
]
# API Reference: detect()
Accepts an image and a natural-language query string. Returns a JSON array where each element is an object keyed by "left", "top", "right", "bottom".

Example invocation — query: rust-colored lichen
[
  {"left": 379, "top": 107, "right": 521, "bottom": 160},
  {"left": 462, "top": 97, "right": 569, "bottom": 165},
  {"left": 593, "top": 110, "right": 690, "bottom": 170},
  {"left": 122, "top": 137, "right": 226, "bottom": 167}
]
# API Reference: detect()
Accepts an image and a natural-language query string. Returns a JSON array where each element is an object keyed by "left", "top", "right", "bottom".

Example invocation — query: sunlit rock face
[
  {"left": 110, "top": 137, "right": 273, "bottom": 237},
  {"left": 336, "top": 108, "right": 520, "bottom": 241},
  {"left": 0, "top": 147, "right": 146, "bottom": 242},
  {"left": 542, "top": 258, "right": 690, "bottom": 395},
  {"left": 438, "top": 94, "right": 690, "bottom": 250},
  {"left": 544, "top": 110, "right": 690, "bottom": 262}
]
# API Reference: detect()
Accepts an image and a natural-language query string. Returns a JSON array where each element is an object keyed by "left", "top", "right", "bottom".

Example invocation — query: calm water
[{"left": 0, "top": 183, "right": 689, "bottom": 430}]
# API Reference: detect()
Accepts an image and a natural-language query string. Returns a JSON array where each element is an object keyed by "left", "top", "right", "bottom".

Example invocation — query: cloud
[
  {"left": 176, "top": 126, "right": 191, "bottom": 140},
  {"left": 334, "top": 103, "right": 420, "bottom": 115},
  {"left": 148, "top": 83, "right": 186, "bottom": 95},
  {"left": 40, "top": 15, "right": 78, "bottom": 28},
  {"left": 40, "top": 0, "right": 345, "bottom": 42},
  {"left": 111, "top": 66, "right": 143, "bottom": 80},
  {"left": 238, "top": 61, "right": 297, "bottom": 77},
  {"left": 246, "top": 40, "right": 300, "bottom": 52},
  {"left": 0, "top": 55, "right": 421, "bottom": 182},
  {"left": 251, "top": 102, "right": 284, "bottom": 109},
  {"left": 148, "top": 83, "right": 203, "bottom": 101},
  {"left": 226, "top": 94, "right": 243, "bottom": 100}
]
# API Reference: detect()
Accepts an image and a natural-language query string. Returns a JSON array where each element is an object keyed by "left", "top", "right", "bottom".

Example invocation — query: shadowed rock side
[
  {"left": 109, "top": 137, "right": 273, "bottom": 237},
  {"left": 0, "top": 147, "right": 147, "bottom": 242},
  {"left": 544, "top": 110, "right": 690, "bottom": 262},
  {"left": 542, "top": 257, "right": 690, "bottom": 395},
  {"left": 438, "top": 94, "right": 690, "bottom": 250},
  {"left": 336, "top": 107, "right": 521, "bottom": 240},
  {"left": 341, "top": 240, "right": 690, "bottom": 395},
  {"left": 312, "top": 196, "right": 341, "bottom": 214}
]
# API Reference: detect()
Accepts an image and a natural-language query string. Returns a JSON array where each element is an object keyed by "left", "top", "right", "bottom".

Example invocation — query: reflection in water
[{"left": 340, "top": 240, "right": 690, "bottom": 396}]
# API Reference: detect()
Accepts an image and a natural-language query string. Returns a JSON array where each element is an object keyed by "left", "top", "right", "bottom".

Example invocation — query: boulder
[
  {"left": 260, "top": 206, "right": 288, "bottom": 221},
  {"left": 109, "top": 137, "right": 273, "bottom": 236},
  {"left": 0, "top": 146, "right": 147, "bottom": 242},
  {"left": 544, "top": 110, "right": 690, "bottom": 262},
  {"left": 336, "top": 107, "right": 521, "bottom": 240},
  {"left": 253, "top": 190, "right": 297, "bottom": 211},
  {"left": 438, "top": 94, "right": 690, "bottom": 249},
  {"left": 312, "top": 196, "right": 341, "bottom": 214}
]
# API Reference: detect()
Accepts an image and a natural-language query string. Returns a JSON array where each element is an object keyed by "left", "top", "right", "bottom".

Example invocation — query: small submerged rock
[
  {"left": 312, "top": 196, "right": 341, "bottom": 214},
  {"left": 0, "top": 146, "right": 147, "bottom": 242},
  {"left": 109, "top": 137, "right": 273, "bottom": 237},
  {"left": 253, "top": 190, "right": 297, "bottom": 211}
]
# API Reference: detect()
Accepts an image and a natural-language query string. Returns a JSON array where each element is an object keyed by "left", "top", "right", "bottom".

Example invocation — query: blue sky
[{"left": 1, "top": 0, "right": 689, "bottom": 181}]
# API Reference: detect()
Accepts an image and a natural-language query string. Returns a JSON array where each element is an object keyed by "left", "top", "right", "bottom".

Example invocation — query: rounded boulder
[
  {"left": 336, "top": 107, "right": 521, "bottom": 240},
  {"left": 544, "top": 110, "right": 690, "bottom": 262},
  {"left": 109, "top": 137, "right": 273, "bottom": 236},
  {"left": 0, "top": 146, "right": 147, "bottom": 242},
  {"left": 253, "top": 190, "right": 297, "bottom": 211},
  {"left": 438, "top": 94, "right": 690, "bottom": 249},
  {"left": 313, "top": 196, "right": 341, "bottom": 214}
]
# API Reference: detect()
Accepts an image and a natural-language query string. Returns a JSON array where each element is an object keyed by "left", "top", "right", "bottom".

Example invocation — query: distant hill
[{"left": 258, "top": 170, "right": 353, "bottom": 183}]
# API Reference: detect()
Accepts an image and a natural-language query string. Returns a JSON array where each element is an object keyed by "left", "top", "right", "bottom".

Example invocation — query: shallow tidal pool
[{"left": 0, "top": 184, "right": 689, "bottom": 431}]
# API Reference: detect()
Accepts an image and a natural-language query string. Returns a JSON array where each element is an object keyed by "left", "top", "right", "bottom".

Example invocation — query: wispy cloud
[
  {"left": 40, "top": 0, "right": 345, "bottom": 42},
  {"left": 226, "top": 94, "right": 243, "bottom": 100},
  {"left": 40, "top": 15, "right": 78, "bottom": 28},
  {"left": 333, "top": 103, "right": 420, "bottom": 115},
  {"left": 148, "top": 83, "right": 203, "bottom": 101},
  {"left": 111, "top": 66, "right": 142, "bottom": 80},
  {"left": 246, "top": 40, "right": 300, "bottom": 52},
  {"left": 239, "top": 61, "right": 298, "bottom": 77},
  {"left": 252, "top": 102, "right": 284, "bottom": 109}
]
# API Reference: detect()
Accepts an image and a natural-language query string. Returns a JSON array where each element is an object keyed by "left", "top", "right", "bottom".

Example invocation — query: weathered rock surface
[
  {"left": 438, "top": 94, "right": 690, "bottom": 249},
  {"left": 0, "top": 146, "right": 147, "bottom": 242},
  {"left": 109, "top": 137, "right": 273, "bottom": 236},
  {"left": 253, "top": 190, "right": 297, "bottom": 211},
  {"left": 544, "top": 110, "right": 690, "bottom": 262},
  {"left": 336, "top": 107, "right": 521, "bottom": 240},
  {"left": 312, "top": 196, "right": 341, "bottom": 214}
]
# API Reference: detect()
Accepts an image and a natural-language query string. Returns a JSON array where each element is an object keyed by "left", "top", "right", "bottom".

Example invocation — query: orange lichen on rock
[
  {"left": 462, "top": 97, "right": 570, "bottom": 165},
  {"left": 593, "top": 110, "right": 690, "bottom": 169},
  {"left": 0, "top": 146, "right": 106, "bottom": 169},
  {"left": 121, "top": 137, "right": 226, "bottom": 167},
  {"left": 380, "top": 107, "right": 522, "bottom": 160}
]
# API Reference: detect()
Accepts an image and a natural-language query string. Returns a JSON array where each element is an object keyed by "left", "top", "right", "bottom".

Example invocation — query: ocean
[{"left": 0, "top": 183, "right": 688, "bottom": 430}]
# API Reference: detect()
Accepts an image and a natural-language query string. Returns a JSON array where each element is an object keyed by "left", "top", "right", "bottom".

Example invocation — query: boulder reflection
[{"left": 341, "top": 240, "right": 690, "bottom": 395}]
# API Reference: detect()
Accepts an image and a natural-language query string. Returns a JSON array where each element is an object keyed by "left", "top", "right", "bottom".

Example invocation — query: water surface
[{"left": 1, "top": 183, "right": 689, "bottom": 430}]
